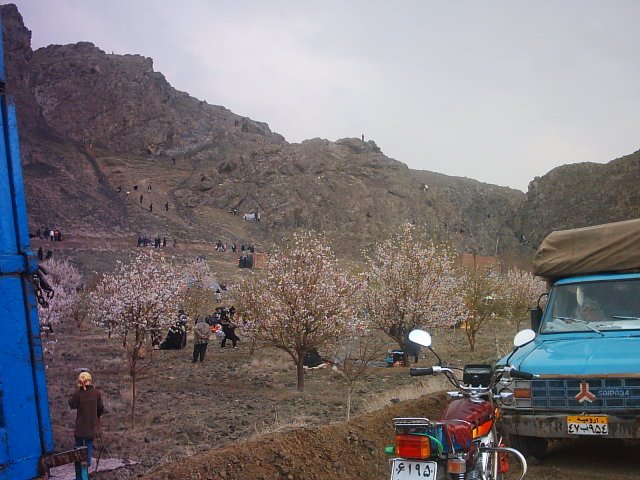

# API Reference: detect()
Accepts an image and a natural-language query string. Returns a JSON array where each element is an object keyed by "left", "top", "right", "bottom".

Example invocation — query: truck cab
[{"left": 495, "top": 220, "right": 640, "bottom": 461}]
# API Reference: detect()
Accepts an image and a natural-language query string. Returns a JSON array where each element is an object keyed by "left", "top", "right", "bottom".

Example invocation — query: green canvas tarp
[{"left": 532, "top": 218, "right": 640, "bottom": 279}]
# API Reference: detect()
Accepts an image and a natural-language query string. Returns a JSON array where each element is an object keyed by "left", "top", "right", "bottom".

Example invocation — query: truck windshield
[{"left": 541, "top": 278, "right": 640, "bottom": 333}]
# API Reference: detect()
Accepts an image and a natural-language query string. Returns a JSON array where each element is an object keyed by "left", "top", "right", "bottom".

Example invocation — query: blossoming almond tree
[
  {"left": 331, "top": 330, "right": 389, "bottom": 421},
  {"left": 180, "top": 258, "right": 218, "bottom": 323},
  {"left": 458, "top": 265, "right": 503, "bottom": 352},
  {"left": 501, "top": 268, "right": 547, "bottom": 332},
  {"left": 234, "top": 232, "right": 362, "bottom": 392},
  {"left": 366, "top": 224, "right": 466, "bottom": 365},
  {"left": 89, "top": 252, "right": 181, "bottom": 425},
  {"left": 37, "top": 259, "right": 82, "bottom": 336}
]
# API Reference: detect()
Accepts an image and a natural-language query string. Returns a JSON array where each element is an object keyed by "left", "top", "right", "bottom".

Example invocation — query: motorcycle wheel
[{"left": 505, "top": 434, "right": 547, "bottom": 464}]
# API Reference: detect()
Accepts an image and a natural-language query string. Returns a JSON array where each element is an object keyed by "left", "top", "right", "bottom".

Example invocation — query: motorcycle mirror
[
  {"left": 408, "top": 329, "right": 432, "bottom": 347},
  {"left": 513, "top": 329, "right": 536, "bottom": 348}
]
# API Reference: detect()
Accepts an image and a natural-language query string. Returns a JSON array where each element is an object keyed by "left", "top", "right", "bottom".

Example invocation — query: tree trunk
[
  {"left": 346, "top": 385, "right": 352, "bottom": 422},
  {"left": 403, "top": 351, "right": 410, "bottom": 367},
  {"left": 465, "top": 323, "right": 476, "bottom": 352},
  {"left": 249, "top": 336, "right": 258, "bottom": 356},
  {"left": 131, "top": 371, "right": 136, "bottom": 427},
  {"left": 296, "top": 359, "right": 305, "bottom": 392}
]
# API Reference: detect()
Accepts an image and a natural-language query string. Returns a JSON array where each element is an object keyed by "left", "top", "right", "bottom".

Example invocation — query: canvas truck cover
[{"left": 532, "top": 218, "right": 640, "bottom": 279}]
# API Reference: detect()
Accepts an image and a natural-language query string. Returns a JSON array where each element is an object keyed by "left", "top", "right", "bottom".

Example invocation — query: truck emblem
[{"left": 575, "top": 381, "right": 596, "bottom": 403}]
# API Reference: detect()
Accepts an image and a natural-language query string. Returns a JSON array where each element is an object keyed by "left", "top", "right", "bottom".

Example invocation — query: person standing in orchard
[
  {"left": 192, "top": 317, "right": 212, "bottom": 363},
  {"left": 68, "top": 371, "right": 105, "bottom": 467}
]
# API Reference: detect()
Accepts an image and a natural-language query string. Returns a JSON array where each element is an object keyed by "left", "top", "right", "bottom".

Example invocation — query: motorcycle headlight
[
  {"left": 499, "top": 376, "right": 513, "bottom": 387},
  {"left": 497, "top": 388, "right": 514, "bottom": 405}
]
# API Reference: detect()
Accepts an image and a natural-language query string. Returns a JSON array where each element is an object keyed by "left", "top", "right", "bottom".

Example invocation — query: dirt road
[{"left": 528, "top": 437, "right": 640, "bottom": 479}]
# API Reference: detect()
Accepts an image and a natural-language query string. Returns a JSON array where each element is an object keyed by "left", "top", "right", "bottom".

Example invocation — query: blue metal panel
[{"left": 0, "top": 9, "right": 54, "bottom": 479}]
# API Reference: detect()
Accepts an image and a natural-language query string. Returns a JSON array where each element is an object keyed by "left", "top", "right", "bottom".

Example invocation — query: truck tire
[{"left": 506, "top": 434, "right": 547, "bottom": 464}]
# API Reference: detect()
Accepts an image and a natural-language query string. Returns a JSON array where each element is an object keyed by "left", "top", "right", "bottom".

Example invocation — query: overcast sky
[{"left": 8, "top": 0, "right": 640, "bottom": 191}]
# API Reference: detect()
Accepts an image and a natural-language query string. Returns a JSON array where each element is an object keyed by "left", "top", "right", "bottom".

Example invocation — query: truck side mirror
[{"left": 530, "top": 306, "right": 543, "bottom": 332}]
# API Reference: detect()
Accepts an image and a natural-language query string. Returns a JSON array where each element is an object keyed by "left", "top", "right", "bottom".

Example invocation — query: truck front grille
[{"left": 531, "top": 378, "right": 640, "bottom": 411}]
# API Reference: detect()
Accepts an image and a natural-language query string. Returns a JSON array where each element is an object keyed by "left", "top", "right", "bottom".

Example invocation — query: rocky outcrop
[
  {"left": 512, "top": 150, "right": 640, "bottom": 248},
  {"left": 27, "top": 43, "right": 285, "bottom": 156}
]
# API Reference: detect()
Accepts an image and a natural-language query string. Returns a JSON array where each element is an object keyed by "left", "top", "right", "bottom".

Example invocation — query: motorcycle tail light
[
  {"left": 447, "top": 458, "right": 466, "bottom": 474},
  {"left": 472, "top": 420, "right": 493, "bottom": 438},
  {"left": 395, "top": 434, "right": 431, "bottom": 459}
]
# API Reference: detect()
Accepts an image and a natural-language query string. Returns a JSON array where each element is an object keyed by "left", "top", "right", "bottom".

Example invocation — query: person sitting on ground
[
  {"left": 160, "top": 310, "right": 188, "bottom": 350},
  {"left": 303, "top": 348, "right": 325, "bottom": 369}
]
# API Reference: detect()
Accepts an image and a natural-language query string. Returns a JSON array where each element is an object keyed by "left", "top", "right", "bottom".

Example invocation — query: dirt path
[{"left": 528, "top": 437, "right": 640, "bottom": 479}]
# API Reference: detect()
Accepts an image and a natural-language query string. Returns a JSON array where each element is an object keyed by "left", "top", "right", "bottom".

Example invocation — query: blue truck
[
  {"left": 495, "top": 219, "right": 640, "bottom": 461},
  {"left": 0, "top": 11, "right": 88, "bottom": 479}
]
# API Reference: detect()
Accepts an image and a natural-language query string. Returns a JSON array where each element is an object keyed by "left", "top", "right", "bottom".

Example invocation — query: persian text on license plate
[
  {"left": 567, "top": 415, "right": 608, "bottom": 435},
  {"left": 390, "top": 459, "right": 437, "bottom": 480}
]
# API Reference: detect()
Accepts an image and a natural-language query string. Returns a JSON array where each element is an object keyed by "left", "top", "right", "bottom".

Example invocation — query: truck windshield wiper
[
  {"left": 553, "top": 316, "right": 603, "bottom": 335},
  {"left": 611, "top": 315, "right": 640, "bottom": 320}
]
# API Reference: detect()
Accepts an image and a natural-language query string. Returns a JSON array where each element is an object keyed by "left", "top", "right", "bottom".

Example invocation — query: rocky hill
[
  {"left": 511, "top": 150, "right": 640, "bottom": 247},
  {"left": 2, "top": 3, "right": 639, "bottom": 267}
]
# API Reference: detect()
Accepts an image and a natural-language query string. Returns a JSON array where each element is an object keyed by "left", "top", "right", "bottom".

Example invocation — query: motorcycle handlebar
[
  {"left": 409, "top": 367, "right": 434, "bottom": 377},
  {"left": 509, "top": 368, "right": 534, "bottom": 380}
]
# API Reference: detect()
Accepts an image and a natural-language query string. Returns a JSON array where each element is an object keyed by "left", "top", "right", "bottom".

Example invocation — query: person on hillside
[
  {"left": 37, "top": 246, "right": 44, "bottom": 261},
  {"left": 215, "top": 289, "right": 222, "bottom": 303},
  {"left": 68, "top": 371, "right": 105, "bottom": 468},
  {"left": 165, "top": 202, "right": 169, "bottom": 211},
  {"left": 192, "top": 317, "right": 212, "bottom": 363},
  {"left": 220, "top": 318, "right": 239, "bottom": 349}
]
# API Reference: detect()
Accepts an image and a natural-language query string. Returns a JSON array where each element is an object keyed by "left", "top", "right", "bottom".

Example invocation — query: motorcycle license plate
[
  {"left": 390, "top": 459, "right": 437, "bottom": 480},
  {"left": 566, "top": 415, "right": 609, "bottom": 435}
]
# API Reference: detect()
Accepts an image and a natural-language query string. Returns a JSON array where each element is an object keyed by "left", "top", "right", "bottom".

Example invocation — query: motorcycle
[{"left": 385, "top": 329, "right": 536, "bottom": 480}]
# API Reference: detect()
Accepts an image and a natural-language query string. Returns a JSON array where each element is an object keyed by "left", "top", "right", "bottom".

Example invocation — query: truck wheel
[{"left": 506, "top": 434, "right": 547, "bottom": 464}]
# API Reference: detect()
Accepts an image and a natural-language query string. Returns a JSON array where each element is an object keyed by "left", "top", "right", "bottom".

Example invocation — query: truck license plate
[
  {"left": 567, "top": 415, "right": 608, "bottom": 435},
  {"left": 390, "top": 459, "right": 437, "bottom": 479}
]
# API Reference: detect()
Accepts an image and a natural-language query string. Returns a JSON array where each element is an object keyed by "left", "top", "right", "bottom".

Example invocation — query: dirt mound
[{"left": 141, "top": 395, "right": 446, "bottom": 480}]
